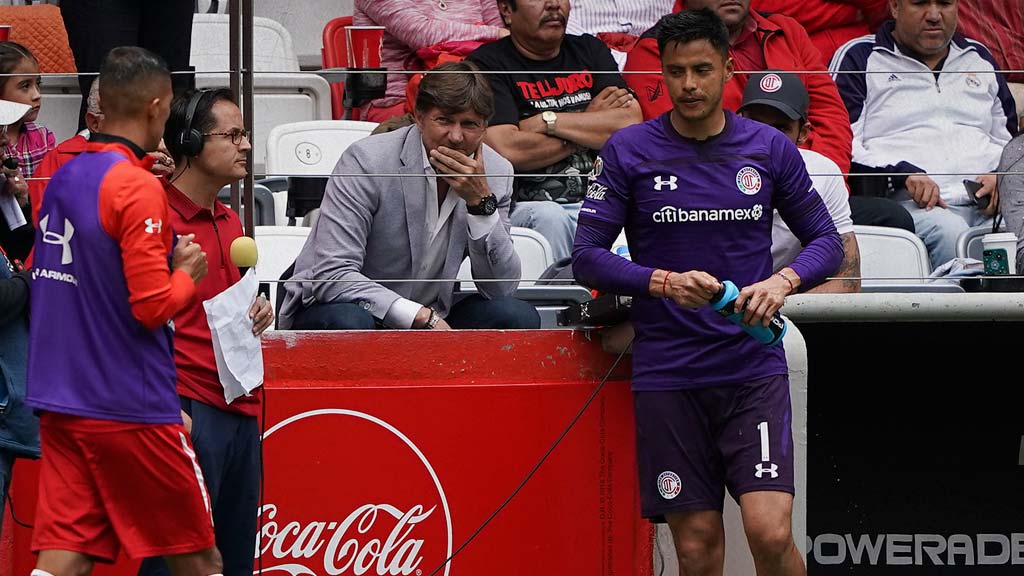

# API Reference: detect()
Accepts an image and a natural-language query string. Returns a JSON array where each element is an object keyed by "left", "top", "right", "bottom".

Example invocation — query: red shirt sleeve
[
  {"left": 30, "top": 147, "right": 62, "bottom": 227},
  {"left": 98, "top": 162, "right": 195, "bottom": 330},
  {"left": 779, "top": 18, "right": 854, "bottom": 173},
  {"left": 624, "top": 37, "right": 673, "bottom": 120},
  {"left": 752, "top": 0, "right": 861, "bottom": 34}
]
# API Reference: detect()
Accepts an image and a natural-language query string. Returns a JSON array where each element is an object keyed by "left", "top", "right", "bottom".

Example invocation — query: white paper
[
  {"left": 1, "top": 194, "right": 25, "bottom": 230},
  {"left": 203, "top": 269, "right": 264, "bottom": 404}
]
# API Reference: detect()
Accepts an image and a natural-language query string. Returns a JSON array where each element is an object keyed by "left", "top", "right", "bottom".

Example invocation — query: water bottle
[
  {"left": 709, "top": 280, "right": 787, "bottom": 346},
  {"left": 613, "top": 244, "right": 631, "bottom": 261}
]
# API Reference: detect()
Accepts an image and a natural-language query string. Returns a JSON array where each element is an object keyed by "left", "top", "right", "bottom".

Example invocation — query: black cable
[
  {"left": 168, "top": 157, "right": 190, "bottom": 186},
  {"left": 425, "top": 339, "right": 632, "bottom": 576},
  {"left": 6, "top": 489, "right": 32, "bottom": 529}
]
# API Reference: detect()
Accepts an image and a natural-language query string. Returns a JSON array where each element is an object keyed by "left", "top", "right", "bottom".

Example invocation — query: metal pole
[
  {"left": 228, "top": 0, "right": 242, "bottom": 216},
  {"left": 242, "top": 0, "right": 255, "bottom": 237}
]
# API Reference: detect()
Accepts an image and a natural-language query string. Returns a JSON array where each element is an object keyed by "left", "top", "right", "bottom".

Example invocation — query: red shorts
[{"left": 32, "top": 412, "right": 216, "bottom": 562}]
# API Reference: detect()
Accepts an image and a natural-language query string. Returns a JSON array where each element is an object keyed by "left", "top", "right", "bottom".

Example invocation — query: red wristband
[
  {"left": 776, "top": 271, "right": 796, "bottom": 294},
  {"left": 662, "top": 271, "right": 671, "bottom": 298}
]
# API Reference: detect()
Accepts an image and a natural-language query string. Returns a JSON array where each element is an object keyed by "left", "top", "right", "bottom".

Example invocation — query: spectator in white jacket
[{"left": 830, "top": 0, "right": 1018, "bottom": 268}]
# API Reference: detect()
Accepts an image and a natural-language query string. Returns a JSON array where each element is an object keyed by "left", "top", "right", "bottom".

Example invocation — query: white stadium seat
[
  {"left": 254, "top": 225, "right": 311, "bottom": 314},
  {"left": 854, "top": 225, "right": 931, "bottom": 286},
  {"left": 457, "top": 226, "right": 555, "bottom": 288},
  {"left": 264, "top": 120, "right": 378, "bottom": 224},
  {"left": 191, "top": 14, "right": 332, "bottom": 174},
  {"left": 956, "top": 224, "right": 1007, "bottom": 261},
  {"left": 36, "top": 74, "right": 81, "bottom": 145}
]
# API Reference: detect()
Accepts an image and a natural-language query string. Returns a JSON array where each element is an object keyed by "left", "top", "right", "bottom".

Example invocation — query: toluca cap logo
[
  {"left": 259, "top": 409, "right": 453, "bottom": 576},
  {"left": 736, "top": 167, "right": 762, "bottom": 196},
  {"left": 657, "top": 471, "right": 682, "bottom": 500},
  {"left": 760, "top": 73, "right": 783, "bottom": 93}
]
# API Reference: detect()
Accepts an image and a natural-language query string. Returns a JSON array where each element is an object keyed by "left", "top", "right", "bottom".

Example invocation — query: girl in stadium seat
[{"left": 0, "top": 41, "right": 55, "bottom": 261}]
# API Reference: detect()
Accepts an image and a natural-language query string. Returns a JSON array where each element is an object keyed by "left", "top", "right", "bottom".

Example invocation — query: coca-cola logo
[{"left": 256, "top": 409, "right": 453, "bottom": 576}]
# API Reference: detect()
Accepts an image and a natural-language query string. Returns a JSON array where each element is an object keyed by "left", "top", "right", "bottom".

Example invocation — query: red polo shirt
[
  {"left": 164, "top": 179, "right": 260, "bottom": 416},
  {"left": 730, "top": 17, "right": 767, "bottom": 75}
]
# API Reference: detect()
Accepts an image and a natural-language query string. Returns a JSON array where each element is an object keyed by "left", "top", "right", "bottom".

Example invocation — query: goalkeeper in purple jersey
[{"left": 572, "top": 8, "right": 842, "bottom": 576}]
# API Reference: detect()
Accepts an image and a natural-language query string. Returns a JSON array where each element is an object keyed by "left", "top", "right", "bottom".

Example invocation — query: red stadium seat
[{"left": 322, "top": 16, "right": 354, "bottom": 120}]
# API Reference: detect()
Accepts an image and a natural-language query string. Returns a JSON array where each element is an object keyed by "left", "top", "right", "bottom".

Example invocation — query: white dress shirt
[{"left": 384, "top": 144, "right": 499, "bottom": 328}]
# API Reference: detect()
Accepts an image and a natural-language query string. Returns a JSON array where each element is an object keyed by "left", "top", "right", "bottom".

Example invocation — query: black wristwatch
[{"left": 466, "top": 194, "right": 498, "bottom": 216}]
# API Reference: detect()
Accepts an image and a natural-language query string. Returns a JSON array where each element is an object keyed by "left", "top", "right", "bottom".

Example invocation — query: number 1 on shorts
[
  {"left": 757, "top": 421, "right": 770, "bottom": 462},
  {"left": 754, "top": 421, "right": 779, "bottom": 479}
]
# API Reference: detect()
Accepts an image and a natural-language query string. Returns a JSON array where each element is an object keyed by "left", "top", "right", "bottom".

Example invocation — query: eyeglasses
[{"left": 203, "top": 129, "right": 250, "bottom": 145}]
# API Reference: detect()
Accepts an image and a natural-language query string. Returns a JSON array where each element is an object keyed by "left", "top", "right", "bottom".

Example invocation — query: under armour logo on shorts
[{"left": 754, "top": 462, "right": 779, "bottom": 479}]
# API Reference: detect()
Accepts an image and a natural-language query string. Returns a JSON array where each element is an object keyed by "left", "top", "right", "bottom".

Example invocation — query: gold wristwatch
[{"left": 542, "top": 111, "right": 557, "bottom": 136}]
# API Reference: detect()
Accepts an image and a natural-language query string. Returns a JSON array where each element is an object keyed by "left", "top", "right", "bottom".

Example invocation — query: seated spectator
[
  {"left": 566, "top": 0, "right": 675, "bottom": 68},
  {"left": 830, "top": 0, "right": 1019, "bottom": 268},
  {"left": 0, "top": 42, "right": 53, "bottom": 262},
  {"left": 997, "top": 135, "right": 1024, "bottom": 272},
  {"left": 0, "top": 96, "right": 38, "bottom": 533},
  {"left": 354, "top": 0, "right": 508, "bottom": 122},
  {"left": 739, "top": 72, "right": 860, "bottom": 292},
  {"left": 624, "top": 0, "right": 853, "bottom": 176},
  {"left": 468, "top": 0, "right": 642, "bottom": 263},
  {"left": 750, "top": 0, "right": 888, "bottom": 63},
  {"left": 957, "top": 0, "right": 1024, "bottom": 127},
  {"left": 278, "top": 62, "right": 540, "bottom": 331}
]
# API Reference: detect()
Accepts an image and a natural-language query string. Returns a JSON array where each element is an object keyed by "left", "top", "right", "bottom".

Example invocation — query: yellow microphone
[{"left": 230, "top": 236, "right": 259, "bottom": 269}]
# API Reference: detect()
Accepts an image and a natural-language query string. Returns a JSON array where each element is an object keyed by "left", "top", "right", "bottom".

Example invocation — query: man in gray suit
[{"left": 278, "top": 61, "right": 540, "bottom": 330}]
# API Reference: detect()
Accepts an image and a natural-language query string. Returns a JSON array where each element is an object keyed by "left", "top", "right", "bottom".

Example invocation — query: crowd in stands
[
  {"left": 348, "top": 0, "right": 1019, "bottom": 286},
  {"left": 0, "top": 0, "right": 1020, "bottom": 328}
]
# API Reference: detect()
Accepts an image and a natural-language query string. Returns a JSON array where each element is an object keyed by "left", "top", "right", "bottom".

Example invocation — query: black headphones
[{"left": 178, "top": 89, "right": 210, "bottom": 157}]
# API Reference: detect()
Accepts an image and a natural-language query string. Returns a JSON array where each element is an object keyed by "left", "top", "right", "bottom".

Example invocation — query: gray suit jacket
[{"left": 278, "top": 125, "right": 521, "bottom": 329}]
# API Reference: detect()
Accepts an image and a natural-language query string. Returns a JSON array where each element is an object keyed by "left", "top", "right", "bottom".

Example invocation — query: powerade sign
[
  {"left": 802, "top": 321, "right": 1024, "bottom": 575},
  {"left": 806, "top": 533, "right": 1024, "bottom": 567}
]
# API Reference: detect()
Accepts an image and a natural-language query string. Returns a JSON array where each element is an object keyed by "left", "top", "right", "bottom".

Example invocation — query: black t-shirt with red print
[
  {"left": 468, "top": 34, "right": 628, "bottom": 202},
  {"left": 468, "top": 34, "right": 627, "bottom": 126}
]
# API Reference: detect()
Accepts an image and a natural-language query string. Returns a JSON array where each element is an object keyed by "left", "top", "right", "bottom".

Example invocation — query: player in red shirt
[{"left": 29, "top": 47, "right": 222, "bottom": 576}]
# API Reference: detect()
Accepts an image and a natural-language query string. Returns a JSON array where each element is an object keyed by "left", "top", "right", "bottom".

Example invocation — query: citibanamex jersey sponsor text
[{"left": 652, "top": 204, "right": 764, "bottom": 224}]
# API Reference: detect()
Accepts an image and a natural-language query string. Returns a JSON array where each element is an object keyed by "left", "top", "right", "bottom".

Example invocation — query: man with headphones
[{"left": 137, "top": 88, "right": 273, "bottom": 576}]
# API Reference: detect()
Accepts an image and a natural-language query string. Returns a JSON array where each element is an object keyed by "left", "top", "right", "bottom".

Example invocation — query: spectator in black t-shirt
[{"left": 468, "top": 0, "right": 642, "bottom": 262}]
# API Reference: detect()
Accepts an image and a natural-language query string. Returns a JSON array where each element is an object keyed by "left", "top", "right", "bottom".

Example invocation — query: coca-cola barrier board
[{"left": 4, "top": 331, "right": 654, "bottom": 576}]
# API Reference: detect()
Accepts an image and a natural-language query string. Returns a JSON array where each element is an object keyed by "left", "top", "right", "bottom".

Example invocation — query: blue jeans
[
  {"left": 510, "top": 201, "right": 582, "bottom": 262},
  {"left": 900, "top": 201, "right": 992, "bottom": 269},
  {"left": 139, "top": 398, "right": 261, "bottom": 576},
  {"left": 0, "top": 449, "right": 11, "bottom": 532},
  {"left": 293, "top": 294, "right": 541, "bottom": 330}
]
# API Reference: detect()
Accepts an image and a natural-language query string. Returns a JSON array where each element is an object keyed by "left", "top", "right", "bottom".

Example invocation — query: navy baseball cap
[{"left": 738, "top": 71, "right": 809, "bottom": 121}]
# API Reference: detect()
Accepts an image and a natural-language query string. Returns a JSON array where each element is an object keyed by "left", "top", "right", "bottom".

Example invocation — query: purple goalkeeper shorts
[{"left": 633, "top": 374, "right": 795, "bottom": 521}]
